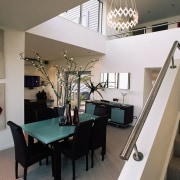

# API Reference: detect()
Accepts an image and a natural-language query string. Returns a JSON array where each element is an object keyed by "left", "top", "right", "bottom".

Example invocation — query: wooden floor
[{"left": 0, "top": 124, "right": 133, "bottom": 180}]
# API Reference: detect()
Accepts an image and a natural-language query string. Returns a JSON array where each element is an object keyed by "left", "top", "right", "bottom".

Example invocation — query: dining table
[{"left": 21, "top": 112, "right": 99, "bottom": 180}]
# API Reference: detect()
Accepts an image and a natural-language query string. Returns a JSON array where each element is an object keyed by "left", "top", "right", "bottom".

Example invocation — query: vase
[
  {"left": 73, "top": 106, "right": 79, "bottom": 125},
  {"left": 57, "top": 98, "right": 62, "bottom": 107},
  {"left": 64, "top": 101, "right": 72, "bottom": 125},
  {"left": 56, "top": 106, "right": 65, "bottom": 116},
  {"left": 90, "top": 93, "right": 95, "bottom": 101}
]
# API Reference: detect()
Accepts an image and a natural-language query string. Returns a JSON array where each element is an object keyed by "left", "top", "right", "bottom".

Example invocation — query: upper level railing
[
  {"left": 120, "top": 41, "right": 180, "bottom": 161},
  {"left": 108, "top": 20, "right": 180, "bottom": 39}
]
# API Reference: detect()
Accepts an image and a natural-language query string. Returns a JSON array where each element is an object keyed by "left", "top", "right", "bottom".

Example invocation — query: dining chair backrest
[
  {"left": 56, "top": 119, "right": 94, "bottom": 180},
  {"left": 53, "top": 106, "right": 65, "bottom": 117},
  {"left": 7, "top": 121, "right": 52, "bottom": 180},
  {"left": 7, "top": 121, "right": 27, "bottom": 165},
  {"left": 90, "top": 115, "right": 108, "bottom": 168},
  {"left": 73, "top": 119, "right": 94, "bottom": 159},
  {"left": 35, "top": 107, "right": 55, "bottom": 121},
  {"left": 91, "top": 115, "right": 108, "bottom": 150}
]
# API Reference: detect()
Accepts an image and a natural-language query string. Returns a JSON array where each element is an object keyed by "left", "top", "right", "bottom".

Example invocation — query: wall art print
[
  {"left": 0, "top": 29, "right": 5, "bottom": 79},
  {"left": 0, "top": 83, "right": 5, "bottom": 130}
]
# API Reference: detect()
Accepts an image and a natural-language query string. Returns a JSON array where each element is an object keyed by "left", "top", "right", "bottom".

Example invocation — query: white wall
[
  {"left": 97, "top": 28, "right": 180, "bottom": 117},
  {"left": 24, "top": 27, "right": 180, "bottom": 179},
  {"left": 119, "top": 60, "right": 180, "bottom": 180},
  {"left": 27, "top": 16, "right": 107, "bottom": 57},
  {"left": 26, "top": 28, "right": 180, "bottom": 119},
  {"left": 24, "top": 63, "right": 52, "bottom": 100},
  {"left": 0, "top": 27, "right": 25, "bottom": 150}
]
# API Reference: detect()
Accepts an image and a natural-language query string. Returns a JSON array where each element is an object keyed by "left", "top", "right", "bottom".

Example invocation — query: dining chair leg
[
  {"left": 86, "top": 153, "right": 88, "bottom": 171},
  {"left": 15, "top": 160, "right": 18, "bottom": 179},
  {"left": 54, "top": 145, "right": 61, "bottom": 180},
  {"left": 102, "top": 145, "right": 105, "bottom": 161},
  {"left": 24, "top": 167, "right": 27, "bottom": 180},
  {"left": 72, "top": 160, "right": 75, "bottom": 180},
  {"left": 91, "top": 150, "right": 94, "bottom": 168},
  {"left": 46, "top": 157, "right": 49, "bottom": 165},
  {"left": 51, "top": 153, "right": 54, "bottom": 177}
]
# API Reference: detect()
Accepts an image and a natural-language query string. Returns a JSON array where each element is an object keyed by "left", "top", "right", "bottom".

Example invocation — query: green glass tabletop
[
  {"left": 21, "top": 113, "right": 98, "bottom": 144},
  {"left": 79, "top": 113, "right": 98, "bottom": 122}
]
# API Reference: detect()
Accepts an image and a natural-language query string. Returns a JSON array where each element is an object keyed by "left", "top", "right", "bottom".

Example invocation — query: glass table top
[{"left": 21, "top": 113, "right": 98, "bottom": 144}]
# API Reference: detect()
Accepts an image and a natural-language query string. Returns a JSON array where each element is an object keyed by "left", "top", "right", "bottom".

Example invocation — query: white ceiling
[
  {"left": 0, "top": 0, "right": 88, "bottom": 31},
  {"left": 1, "top": 0, "right": 180, "bottom": 60}
]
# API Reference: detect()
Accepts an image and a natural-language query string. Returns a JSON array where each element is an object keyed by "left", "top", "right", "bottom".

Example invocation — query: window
[
  {"left": 60, "top": 0, "right": 103, "bottom": 33},
  {"left": 66, "top": 71, "right": 91, "bottom": 111},
  {"left": 133, "top": 27, "right": 146, "bottom": 36},
  {"left": 152, "top": 23, "right": 168, "bottom": 32}
]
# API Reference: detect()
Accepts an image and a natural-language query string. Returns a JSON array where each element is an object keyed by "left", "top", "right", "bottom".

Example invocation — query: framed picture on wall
[
  {"left": 0, "top": 29, "right": 5, "bottom": 79},
  {"left": 0, "top": 83, "right": 5, "bottom": 130}
]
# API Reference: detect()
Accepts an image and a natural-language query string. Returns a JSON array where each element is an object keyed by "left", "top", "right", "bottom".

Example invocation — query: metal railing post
[
  {"left": 133, "top": 144, "right": 143, "bottom": 161},
  {"left": 120, "top": 41, "right": 180, "bottom": 161}
]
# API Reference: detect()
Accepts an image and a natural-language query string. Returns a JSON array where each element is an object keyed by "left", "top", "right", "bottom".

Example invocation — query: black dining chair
[
  {"left": 93, "top": 104, "right": 108, "bottom": 116},
  {"left": 89, "top": 115, "right": 108, "bottom": 168},
  {"left": 7, "top": 121, "right": 52, "bottom": 180},
  {"left": 34, "top": 107, "right": 56, "bottom": 121},
  {"left": 54, "top": 119, "right": 94, "bottom": 180},
  {"left": 34, "top": 107, "right": 56, "bottom": 163},
  {"left": 53, "top": 106, "right": 65, "bottom": 117}
]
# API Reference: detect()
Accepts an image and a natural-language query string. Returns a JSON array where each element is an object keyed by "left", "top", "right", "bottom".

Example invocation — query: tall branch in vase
[
  {"left": 55, "top": 50, "right": 99, "bottom": 105},
  {"left": 20, "top": 49, "right": 99, "bottom": 106},
  {"left": 19, "top": 50, "right": 61, "bottom": 101}
]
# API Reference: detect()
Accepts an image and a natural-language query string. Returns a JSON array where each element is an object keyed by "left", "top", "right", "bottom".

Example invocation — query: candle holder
[{"left": 121, "top": 90, "right": 129, "bottom": 104}]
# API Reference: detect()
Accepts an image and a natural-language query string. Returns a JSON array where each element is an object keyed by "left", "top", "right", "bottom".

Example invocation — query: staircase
[{"left": 167, "top": 124, "right": 180, "bottom": 180}]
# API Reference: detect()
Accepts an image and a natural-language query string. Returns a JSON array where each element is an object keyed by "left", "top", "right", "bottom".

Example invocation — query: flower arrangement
[
  {"left": 20, "top": 49, "right": 99, "bottom": 106},
  {"left": 84, "top": 79, "right": 107, "bottom": 99}
]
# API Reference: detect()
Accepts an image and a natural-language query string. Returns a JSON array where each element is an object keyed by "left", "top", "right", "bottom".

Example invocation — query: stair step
[
  {"left": 167, "top": 156, "right": 180, "bottom": 180},
  {"left": 174, "top": 134, "right": 180, "bottom": 157}
]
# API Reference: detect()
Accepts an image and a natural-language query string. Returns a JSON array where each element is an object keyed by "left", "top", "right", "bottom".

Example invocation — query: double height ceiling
[{"left": 1, "top": 0, "right": 180, "bottom": 59}]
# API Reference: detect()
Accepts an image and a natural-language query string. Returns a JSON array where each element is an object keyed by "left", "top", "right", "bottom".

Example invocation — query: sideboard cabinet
[{"left": 85, "top": 100, "right": 134, "bottom": 126}]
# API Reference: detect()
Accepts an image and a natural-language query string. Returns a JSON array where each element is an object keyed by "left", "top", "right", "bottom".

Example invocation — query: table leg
[
  {"left": 28, "top": 135, "right": 34, "bottom": 146},
  {"left": 54, "top": 143, "right": 61, "bottom": 180}
]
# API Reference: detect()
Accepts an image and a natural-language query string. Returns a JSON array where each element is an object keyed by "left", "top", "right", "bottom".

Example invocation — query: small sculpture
[{"left": 36, "top": 90, "right": 47, "bottom": 100}]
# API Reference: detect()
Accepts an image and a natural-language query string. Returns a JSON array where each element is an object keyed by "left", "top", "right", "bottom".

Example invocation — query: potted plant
[{"left": 85, "top": 79, "right": 107, "bottom": 100}]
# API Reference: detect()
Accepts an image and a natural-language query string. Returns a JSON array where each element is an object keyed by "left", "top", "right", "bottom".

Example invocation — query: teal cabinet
[
  {"left": 111, "top": 108, "right": 125, "bottom": 124},
  {"left": 85, "top": 102, "right": 96, "bottom": 114},
  {"left": 85, "top": 100, "right": 134, "bottom": 126},
  {"left": 109, "top": 105, "right": 134, "bottom": 126}
]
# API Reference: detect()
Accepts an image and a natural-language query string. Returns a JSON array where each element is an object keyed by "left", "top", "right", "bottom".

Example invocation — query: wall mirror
[
  {"left": 101, "top": 73, "right": 118, "bottom": 88},
  {"left": 119, "top": 73, "right": 130, "bottom": 89},
  {"left": 100, "top": 73, "right": 108, "bottom": 83},
  {"left": 100, "top": 72, "right": 130, "bottom": 89},
  {"left": 108, "top": 73, "right": 118, "bottom": 88}
]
